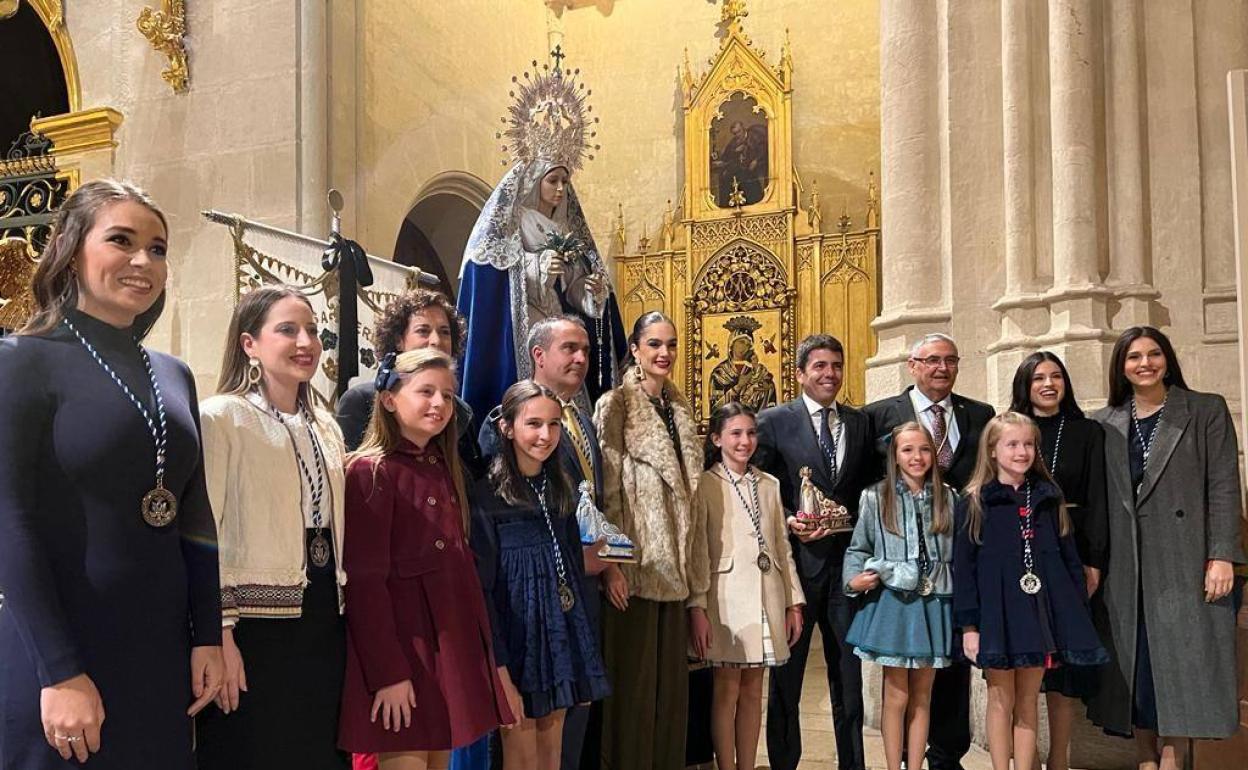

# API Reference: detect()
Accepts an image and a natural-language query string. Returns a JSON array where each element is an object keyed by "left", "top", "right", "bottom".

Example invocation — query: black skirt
[{"left": 196, "top": 531, "right": 348, "bottom": 770}]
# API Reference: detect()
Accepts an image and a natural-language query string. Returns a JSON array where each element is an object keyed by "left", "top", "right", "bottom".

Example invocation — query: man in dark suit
[
  {"left": 863, "top": 332, "right": 994, "bottom": 770},
  {"left": 757, "top": 334, "right": 876, "bottom": 770},
  {"left": 478, "top": 314, "right": 616, "bottom": 770}
]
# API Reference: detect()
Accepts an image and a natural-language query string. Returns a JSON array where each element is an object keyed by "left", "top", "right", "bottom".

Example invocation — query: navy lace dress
[
  {"left": 469, "top": 478, "right": 611, "bottom": 718},
  {"left": 952, "top": 479, "right": 1108, "bottom": 670}
]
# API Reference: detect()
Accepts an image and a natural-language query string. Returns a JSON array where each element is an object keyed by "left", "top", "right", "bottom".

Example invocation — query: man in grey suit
[{"left": 863, "top": 333, "right": 994, "bottom": 770}]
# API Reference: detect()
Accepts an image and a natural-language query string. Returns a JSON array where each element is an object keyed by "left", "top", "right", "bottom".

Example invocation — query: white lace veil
[{"left": 460, "top": 160, "right": 605, "bottom": 275}]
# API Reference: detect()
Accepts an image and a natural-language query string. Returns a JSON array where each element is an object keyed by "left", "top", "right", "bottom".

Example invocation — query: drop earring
[{"left": 246, "top": 358, "right": 263, "bottom": 388}]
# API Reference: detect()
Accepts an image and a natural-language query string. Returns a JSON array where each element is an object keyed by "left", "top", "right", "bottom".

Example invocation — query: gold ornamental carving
[
  {"left": 612, "top": 0, "right": 880, "bottom": 410},
  {"left": 24, "top": 0, "right": 80, "bottom": 111},
  {"left": 137, "top": 0, "right": 189, "bottom": 94}
]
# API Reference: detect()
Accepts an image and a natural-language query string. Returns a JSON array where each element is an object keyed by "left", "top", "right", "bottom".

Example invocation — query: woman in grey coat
[{"left": 1088, "top": 326, "right": 1243, "bottom": 770}]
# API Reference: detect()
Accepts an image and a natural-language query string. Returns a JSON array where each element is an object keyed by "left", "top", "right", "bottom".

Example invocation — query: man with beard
[{"left": 863, "top": 333, "right": 994, "bottom": 770}]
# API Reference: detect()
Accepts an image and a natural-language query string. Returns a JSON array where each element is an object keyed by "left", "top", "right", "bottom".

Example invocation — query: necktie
[
  {"left": 561, "top": 401, "right": 595, "bottom": 486},
  {"left": 930, "top": 403, "right": 954, "bottom": 470},
  {"left": 818, "top": 407, "right": 840, "bottom": 484}
]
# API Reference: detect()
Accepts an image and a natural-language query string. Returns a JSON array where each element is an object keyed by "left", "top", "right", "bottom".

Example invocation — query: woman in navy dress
[
  {"left": 471, "top": 380, "right": 610, "bottom": 769},
  {"left": 953, "top": 412, "right": 1106, "bottom": 770},
  {"left": 1007, "top": 352, "right": 1107, "bottom": 770},
  {"left": 0, "top": 180, "right": 223, "bottom": 769}
]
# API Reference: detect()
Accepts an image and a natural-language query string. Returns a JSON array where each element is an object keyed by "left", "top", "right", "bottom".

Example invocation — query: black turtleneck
[{"left": 1034, "top": 412, "right": 1108, "bottom": 570}]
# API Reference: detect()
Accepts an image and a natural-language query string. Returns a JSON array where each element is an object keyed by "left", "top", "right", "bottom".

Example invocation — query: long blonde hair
[
  {"left": 963, "top": 412, "right": 1070, "bottom": 544},
  {"left": 350, "top": 348, "right": 469, "bottom": 534},
  {"left": 880, "top": 421, "right": 951, "bottom": 536}
]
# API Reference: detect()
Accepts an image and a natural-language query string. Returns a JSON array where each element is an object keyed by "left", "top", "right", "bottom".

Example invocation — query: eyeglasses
[{"left": 912, "top": 355, "right": 961, "bottom": 368}]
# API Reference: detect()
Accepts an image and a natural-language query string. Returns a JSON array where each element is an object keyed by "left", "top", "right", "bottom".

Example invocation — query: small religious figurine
[
  {"left": 575, "top": 480, "right": 637, "bottom": 562},
  {"left": 457, "top": 54, "right": 627, "bottom": 425},
  {"left": 797, "top": 466, "right": 854, "bottom": 534}
]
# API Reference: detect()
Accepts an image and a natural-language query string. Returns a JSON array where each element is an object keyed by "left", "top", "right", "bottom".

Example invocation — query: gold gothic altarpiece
[{"left": 610, "top": 5, "right": 879, "bottom": 424}]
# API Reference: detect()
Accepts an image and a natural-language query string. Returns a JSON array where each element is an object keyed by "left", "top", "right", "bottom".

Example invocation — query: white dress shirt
[
  {"left": 908, "top": 387, "right": 961, "bottom": 453},
  {"left": 801, "top": 392, "right": 847, "bottom": 475}
]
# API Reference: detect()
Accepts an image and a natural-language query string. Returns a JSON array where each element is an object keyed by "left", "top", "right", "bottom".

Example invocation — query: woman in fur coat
[{"left": 594, "top": 311, "right": 708, "bottom": 770}]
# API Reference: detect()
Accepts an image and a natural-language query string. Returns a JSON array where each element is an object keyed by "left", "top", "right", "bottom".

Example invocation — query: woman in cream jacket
[{"left": 195, "top": 287, "right": 349, "bottom": 770}]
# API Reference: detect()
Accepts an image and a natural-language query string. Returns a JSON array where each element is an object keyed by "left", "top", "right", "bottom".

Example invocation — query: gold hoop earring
[{"left": 246, "top": 358, "right": 263, "bottom": 388}]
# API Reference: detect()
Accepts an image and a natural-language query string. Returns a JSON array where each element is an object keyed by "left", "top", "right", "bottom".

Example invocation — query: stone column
[
  {"left": 1104, "top": 0, "right": 1157, "bottom": 327},
  {"left": 987, "top": 0, "right": 1049, "bottom": 403},
  {"left": 867, "top": 0, "right": 949, "bottom": 400},
  {"left": 1043, "top": 0, "right": 1113, "bottom": 388},
  {"left": 1230, "top": 70, "right": 1248, "bottom": 459},
  {"left": 298, "top": 0, "right": 329, "bottom": 235}
]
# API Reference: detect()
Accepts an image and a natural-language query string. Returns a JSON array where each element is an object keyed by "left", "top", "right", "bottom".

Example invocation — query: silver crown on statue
[
  {"left": 496, "top": 45, "right": 601, "bottom": 170},
  {"left": 575, "top": 480, "right": 637, "bottom": 563}
]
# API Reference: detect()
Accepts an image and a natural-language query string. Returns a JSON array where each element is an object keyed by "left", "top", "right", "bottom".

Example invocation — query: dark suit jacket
[
  {"left": 335, "top": 380, "right": 486, "bottom": 478},
  {"left": 754, "top": 398, "right": 876, "bottom": 584},
  {"left": 862, "top": 386, "right": 995, "bottom": 492}
]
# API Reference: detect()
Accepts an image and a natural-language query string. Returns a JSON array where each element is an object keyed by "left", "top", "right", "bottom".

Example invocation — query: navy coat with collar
[
  {"left": 863, "top": 387, "right": 995, "bottom": 492},
  {"left": 754, "top": 397, "right": 877, "bottom": 583}
]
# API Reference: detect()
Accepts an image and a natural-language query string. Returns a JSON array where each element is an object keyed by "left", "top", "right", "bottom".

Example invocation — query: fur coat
[{"left": 594, "top": 370, "right": 707, "bottom": 603}]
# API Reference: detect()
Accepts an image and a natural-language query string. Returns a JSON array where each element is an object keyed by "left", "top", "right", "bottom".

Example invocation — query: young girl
[
  {"left": 469, "top": 380, "right": 611, "bottom": 770},
  {"left": 953, "top": 412, "right": 1108, "bottom": 770},
  {"left": 843, "top": 422, "right": 956, "bottom": 770},
  {"left": 688, "top": 402, "right": 804, "bottom": 770},
  {"left": 338, "top": 349, "right": 515, "bottom": 770}
]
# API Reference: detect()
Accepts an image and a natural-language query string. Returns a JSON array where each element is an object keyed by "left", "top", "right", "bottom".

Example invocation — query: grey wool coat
[{"left": 1088, "top": 387, "right": 1246, "bottom": 738}]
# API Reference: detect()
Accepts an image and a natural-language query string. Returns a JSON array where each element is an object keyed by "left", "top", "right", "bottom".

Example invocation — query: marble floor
[{"left": 747, "top": 635, "right": 995, "bottom": 770}]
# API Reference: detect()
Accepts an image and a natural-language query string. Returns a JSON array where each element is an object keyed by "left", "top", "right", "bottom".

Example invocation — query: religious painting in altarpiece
[{"left": 611, "top": 5, "right": 880, "bottom": 425}]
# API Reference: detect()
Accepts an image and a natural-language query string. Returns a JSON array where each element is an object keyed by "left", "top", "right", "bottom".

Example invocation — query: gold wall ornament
[
  {"left": 0, "top": 1, "right": 20, "bottom": 20},
  {"left": 31, "top": 107, "right": 123, "bottom": 155},
  {"left": 612, "top": 8, "right": 879, "bottom": 408},
  {"left": 0, "top": 237, "right": 38, "bottom": 330},
  {"left": 137, "top": 0, "right": 189, "bottom": 94},
  {"left": 27, "top": 0, "right": 80, "bottom": 111}
]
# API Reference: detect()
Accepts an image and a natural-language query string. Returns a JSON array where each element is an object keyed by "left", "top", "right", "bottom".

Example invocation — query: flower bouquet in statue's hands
[
  {"left": 576, "top": 481, "right": 637, "bottom": 563},
  {"left": 542, "top": 230, "right": 593, "bottom": 272}
]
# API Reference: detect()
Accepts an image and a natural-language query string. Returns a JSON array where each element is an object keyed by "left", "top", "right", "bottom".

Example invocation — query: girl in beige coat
[{"left": 689, "top": 402, "right": 805, "bottom": 770}]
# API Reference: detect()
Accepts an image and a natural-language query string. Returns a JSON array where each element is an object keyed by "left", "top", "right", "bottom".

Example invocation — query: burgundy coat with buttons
[{"left": 337, "top": 441, "right": 513, "bottom": 752}]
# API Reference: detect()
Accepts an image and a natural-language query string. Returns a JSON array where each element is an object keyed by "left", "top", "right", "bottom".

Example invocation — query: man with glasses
[{"left": 864, "top": 332, "right": 994, "bottom": 770}]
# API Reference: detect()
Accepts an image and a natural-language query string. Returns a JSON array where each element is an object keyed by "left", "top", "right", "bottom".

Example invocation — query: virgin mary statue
[{"left": 456, "top": 58, "right": 626, "bottom": 430}]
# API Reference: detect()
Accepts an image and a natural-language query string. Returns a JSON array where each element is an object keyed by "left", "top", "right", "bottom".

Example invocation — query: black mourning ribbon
[{"left": 322, "top": 233, "right": 375, "bottom": 397}]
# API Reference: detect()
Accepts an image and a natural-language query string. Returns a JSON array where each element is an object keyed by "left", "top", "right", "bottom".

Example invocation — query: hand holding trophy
[{"left": 792, "top": 467, "right": 853, "bottom": 541}]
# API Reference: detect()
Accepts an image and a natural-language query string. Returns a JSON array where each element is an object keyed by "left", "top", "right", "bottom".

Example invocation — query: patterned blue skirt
[
  {"left": 845, "top": 588, "right": 953, "bottom": 669},
  {"left": 495, "top": 524, "right": 611, "bottom": 718}
]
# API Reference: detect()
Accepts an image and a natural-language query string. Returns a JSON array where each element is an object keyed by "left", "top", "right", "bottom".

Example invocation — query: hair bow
[{"left": 374, "top": 351, "right": 400, "bottom": 392}]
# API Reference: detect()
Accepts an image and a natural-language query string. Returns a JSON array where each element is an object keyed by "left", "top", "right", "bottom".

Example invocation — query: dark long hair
[
  {"left": 20, "top": 179, "right": 169, "bottom": 339},
  {"left": 1008, "top": 351, "right": 1084, "bottom": 419},
  {"left": 1107, "top": 326, "right": 1189, "bottom": 407},
  {"left": 703, "top": 401, "right": 756, "bottom": 470},
  {"left": 620, "top": 310, "right": 677, "bottom": 379},
  {"left": 489, "top": 379, "right": 576, "bottom": 515}
]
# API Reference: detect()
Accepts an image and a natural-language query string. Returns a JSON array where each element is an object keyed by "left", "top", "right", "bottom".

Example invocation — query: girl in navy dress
[
  {"left": 470, "top": 380, "right": 610, "bottom": 770},
  {"left": 953, "top": 412, "right": 1107, "bottom": 770},
  {"left": 843, "top": 422, "right": 955, "bottom": 770},
  {"left": 1007, "top": 352, "right": 1107, "bottom": 770}
]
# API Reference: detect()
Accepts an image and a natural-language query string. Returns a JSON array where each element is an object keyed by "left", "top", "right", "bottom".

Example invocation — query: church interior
[{"left": 2, "top": 1, "right": 1247, "bottom": 768}]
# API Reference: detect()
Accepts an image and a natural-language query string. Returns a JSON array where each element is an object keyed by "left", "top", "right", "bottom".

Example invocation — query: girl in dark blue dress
[
  {"left": 953, "top": 412, "right": 1107, "bottom": 770},
  {"left": 470, "top": 380, "right": 611, "bottom": 770}
]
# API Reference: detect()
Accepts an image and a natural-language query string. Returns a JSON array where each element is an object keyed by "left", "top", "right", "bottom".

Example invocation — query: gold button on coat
[
  {"left": 427, "top": 497, "right": 437, "bottom": 506},
  {"left": 434, "top": 539, "right": 446, "bottom": 550}
]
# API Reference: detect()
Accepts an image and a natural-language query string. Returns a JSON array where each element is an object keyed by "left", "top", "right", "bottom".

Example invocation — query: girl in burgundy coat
[{"left": 338, "top": 349, "right": 517, "bottom": 768}]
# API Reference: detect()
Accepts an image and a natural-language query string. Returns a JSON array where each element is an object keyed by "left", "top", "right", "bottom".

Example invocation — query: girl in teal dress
[{"left": 843, "top": 422, "right": 956, "bottom": 770}]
